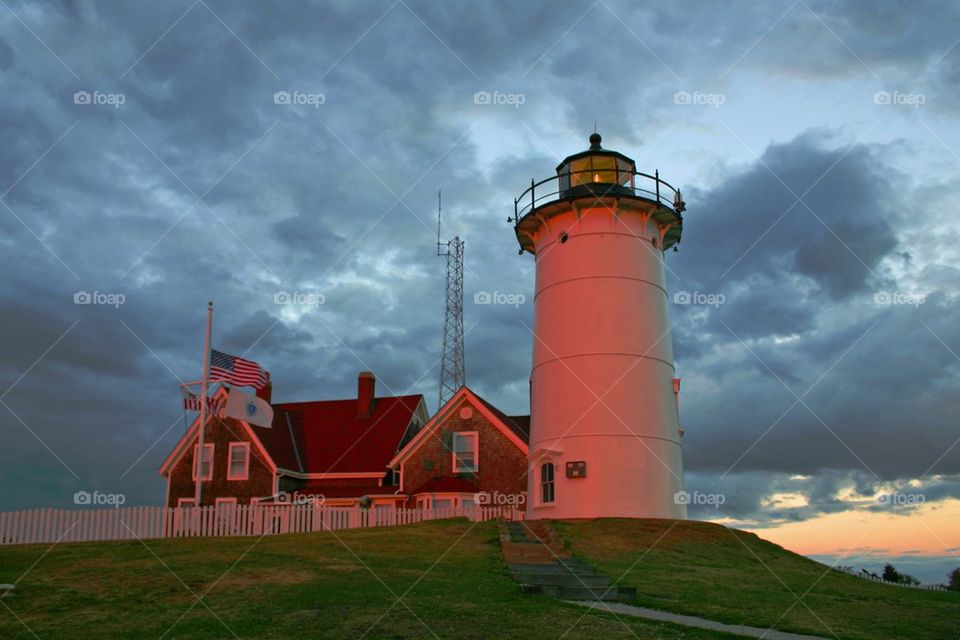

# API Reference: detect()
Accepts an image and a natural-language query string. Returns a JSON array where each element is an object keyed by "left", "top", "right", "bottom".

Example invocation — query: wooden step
[
  {"left": 521, "top": 584, "right": 637, "bottom": 601},
  {"left": 501, "top": 520, "right": 636, "bottom": 604},
  {"left": 513, "top": 572, "right": 612, "bottom": 587},
  {"left": 508, "top": 562, "right": 597, "bottom": 575}
]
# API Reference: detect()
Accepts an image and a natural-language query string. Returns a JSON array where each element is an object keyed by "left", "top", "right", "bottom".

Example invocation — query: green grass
[
  {"left": 2, "top": 517, "right": 955, "bottom": 639},
  {"left": 555, "top": 518, "right": 960, "bottom": 640},
  {"left": 0, "top": 518, "right": 737, "bottom": 639}
]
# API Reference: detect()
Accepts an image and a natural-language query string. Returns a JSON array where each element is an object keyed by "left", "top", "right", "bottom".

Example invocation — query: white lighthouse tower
[{"left": 514, "top": 133, "right": 688, "bottom": 520}]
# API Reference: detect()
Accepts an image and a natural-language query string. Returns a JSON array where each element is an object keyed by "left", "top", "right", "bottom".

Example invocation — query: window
[
  {"left": 451, "top": 432, "right": 478, "bottom": 472},
  {"left": 227, "top": 443, "right": 250, "bottom": 480},
  {"left": 540, "top": 462, "right": 555, "bottom": 504},
  {"left": 193, "top": 443, "right": 214, "bottom": 481}
]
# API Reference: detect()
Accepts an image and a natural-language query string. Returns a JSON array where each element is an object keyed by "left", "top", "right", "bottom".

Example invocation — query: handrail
[{"left": 514, "top": 169, "right": 684, "bottom": 222}]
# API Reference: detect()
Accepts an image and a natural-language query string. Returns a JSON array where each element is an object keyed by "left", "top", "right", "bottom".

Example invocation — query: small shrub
[
  {"left": 948, "top": 568, "right": 960, "bottom": 592},
  {"left": 882, "top": 564, "right": 902, "bottom": 584}
]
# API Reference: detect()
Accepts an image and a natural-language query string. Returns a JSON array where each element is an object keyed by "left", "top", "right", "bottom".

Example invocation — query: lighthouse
[{"left": 514, "top": 133, "right": 688, "bottom": 520}]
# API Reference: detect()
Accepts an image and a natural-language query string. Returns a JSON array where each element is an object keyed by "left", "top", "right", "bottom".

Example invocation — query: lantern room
[{"left": 556, "top": 132, "right": 637, "bottom": 197}]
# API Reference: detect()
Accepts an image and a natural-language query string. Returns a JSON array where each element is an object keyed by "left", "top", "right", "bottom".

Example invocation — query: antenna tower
[{"left": 436, "top": 191, "right": 465, "bottom": 410}]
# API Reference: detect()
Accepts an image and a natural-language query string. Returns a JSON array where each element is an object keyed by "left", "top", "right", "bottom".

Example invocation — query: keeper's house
[
  {"left": 387, "top": 386, "right": 529, "bottom": 509},
  {"left": 159, "top": 373, "right": 529, "bottom": 510}
]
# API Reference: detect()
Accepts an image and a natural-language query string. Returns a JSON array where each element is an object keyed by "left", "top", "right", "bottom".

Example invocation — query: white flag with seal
[{"left": 224, "top": 387, "right": 274, "bottom": 428}]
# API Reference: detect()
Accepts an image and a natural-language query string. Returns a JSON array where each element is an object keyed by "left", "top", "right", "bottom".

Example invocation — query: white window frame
[
  {"left": 227, "top": 442, "right": 250, "bottom": 481},
  {"left": 193, "top": 443, "right": 214, "bottom": 481},
  {"left": 539, "top": 461, "right": 556, "bottom": 505},
  {"left": 451, "top": 431, "right": 479, "bottom": 473}
]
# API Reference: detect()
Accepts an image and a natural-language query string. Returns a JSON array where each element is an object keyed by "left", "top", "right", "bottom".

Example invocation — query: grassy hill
[
  {"left": 557, "top": 518, "right": 959, "bottom": 640},
  {"left": 0, "top": 517, "right": 955, "bottom": 639}
]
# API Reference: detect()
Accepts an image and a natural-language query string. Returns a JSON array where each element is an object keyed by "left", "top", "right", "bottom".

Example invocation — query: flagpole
[{"left": 195, "top": 301, "right": 213, "bottom": 508}]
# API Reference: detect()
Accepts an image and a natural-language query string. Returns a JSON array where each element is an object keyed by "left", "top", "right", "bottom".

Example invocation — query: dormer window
[{"left": 452, "top": 431, "right": 478, "bottom": 472}]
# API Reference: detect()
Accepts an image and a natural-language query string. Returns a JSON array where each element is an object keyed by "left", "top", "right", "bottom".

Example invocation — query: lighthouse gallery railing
[{"left": 513, "top": 168, "right": 683, "bottom": 222}]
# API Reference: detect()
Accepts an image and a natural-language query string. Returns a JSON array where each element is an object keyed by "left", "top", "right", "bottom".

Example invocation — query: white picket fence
[
  {"left": 0, "top": 504, "right": 523, "bottom": 546},
  {"left": 841, "top": 568, "right": 949, "bottom": 592}
]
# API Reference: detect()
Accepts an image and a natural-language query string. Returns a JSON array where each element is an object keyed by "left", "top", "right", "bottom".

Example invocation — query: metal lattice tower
[{"left": 436, "top": 192, "right": 465, "bottom": 410}]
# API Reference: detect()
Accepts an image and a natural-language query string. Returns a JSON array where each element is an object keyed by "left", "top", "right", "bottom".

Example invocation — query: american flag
[
  {"left": 209, "top": 349, "right": 269, "bottom": 389},
  {"left": 181, "top": 388, "right": 224, "bottom": 414}
]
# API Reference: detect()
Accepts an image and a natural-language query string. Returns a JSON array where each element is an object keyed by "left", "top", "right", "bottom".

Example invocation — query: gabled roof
[
  {"left": 274, "top": 394, "right": 424, "bottom": 474},
  {"left": 388, "top": 386, "right": 528, "bottom": 469},
  {"left": 160, "top": 388, "right": 425, "bottom": 478},
  {"left": 158, "top": 386, "right": 277, "bottom": 477}
]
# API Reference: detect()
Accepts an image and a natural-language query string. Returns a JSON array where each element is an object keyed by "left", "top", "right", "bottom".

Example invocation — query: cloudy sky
[{"left": 1, "top": 0, "right": 958, "bottom": 581}]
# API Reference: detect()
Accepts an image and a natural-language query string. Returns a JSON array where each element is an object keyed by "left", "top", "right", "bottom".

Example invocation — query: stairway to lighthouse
[{"left": 499, "top": 520, "right": 636, "bottom": 602}]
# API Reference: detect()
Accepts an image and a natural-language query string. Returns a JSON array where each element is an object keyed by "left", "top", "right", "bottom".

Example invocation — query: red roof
[
  {"left": 266, "top": 395, "right": 423, "bottom": 474},
  {"left": 408, "top": 476, "right": 480, "bottom": 495},
  {"left": 250, "top": 410, "right": 302, "bottom": 471}
]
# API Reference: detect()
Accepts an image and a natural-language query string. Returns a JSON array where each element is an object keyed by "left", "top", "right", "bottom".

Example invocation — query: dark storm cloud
[{"left": 1, "top": 0, "right": 958, "bottom": 520}]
